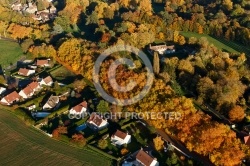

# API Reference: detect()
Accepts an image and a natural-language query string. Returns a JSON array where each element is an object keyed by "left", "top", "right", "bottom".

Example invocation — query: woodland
[{"left": 1, "top": 0, "right": 250, "bottom": 165}]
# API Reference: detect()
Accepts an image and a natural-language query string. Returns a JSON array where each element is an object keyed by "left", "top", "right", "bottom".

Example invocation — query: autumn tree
[
  {"left": 57, "top": 126, "right": 68, "bottom": 134},
  {"left": 71, "top": 134, "right": 86, "bottom": 147},
  {"left": 118, "top": 0, "right": 130, "bottom": 8},
  {"left": 178, "top": 35, "right": 186, "bottom": 45},
  {"left": 178, "top": 59, "right": 194, "bottom": 74},
  {"left": 52, "top": 129, "right": 60, "bottom": 139},
  {"left": 222, "top": 0, "right": 233, "bottom": 11},
  {"left": 121, "top": 148, "right": 129, "bottom": 155},
  {"left": 153, "top": 136, "right": 164, "bottom": 151},
  {"left": 73, "top": 79, "right": 87, "bottom": 92},
  {"left": 29, "top": 44, "right": 56, "bottom": 58},
  {"left": 58, "top": 38, "right": 81, "bottom": 71},
  {"left": 138, "top": 0, "right": 153, "bottom": 15},
  {"left": 228, "top": 105, "right": 245, "bottom": 122},
  {"left": 7, "top": 23, "right": 32, "bottom": 41}
]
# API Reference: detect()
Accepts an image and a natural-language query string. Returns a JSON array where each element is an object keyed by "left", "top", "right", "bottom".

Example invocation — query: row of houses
[
  {"left": 0, "top": 75, "right": 53, "bottom": 105},
  {"left": 69, "top": 101, "right": 132, "bottom": 145},
  {"left": 18, "top": 59, "right": 50, "bottom": 77},
  {"left": 68, "top": 101, "right": 159, "bottom": 166}
]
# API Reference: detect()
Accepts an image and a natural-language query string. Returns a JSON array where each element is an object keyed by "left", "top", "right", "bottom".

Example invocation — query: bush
[
  {"left": 120, "top": 148, "right": 129, "bottom": 155},
  {"left": 98, "top": 139, "right": 108, "bottom": 149},
  {"left": 71, "top": 133, "right": 87, "bottom": 147}
]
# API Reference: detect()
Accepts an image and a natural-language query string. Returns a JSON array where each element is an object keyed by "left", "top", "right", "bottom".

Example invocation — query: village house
[
  {"left": 0, "top": 87, "right": 6, "bottom": 95},
  {"left": 49, "top": 5, "right": 57, "bottom": 14},
  {"left": 111, "top": 130, "right": 131, "bottom": 146},
  {"left": 19, "top": 82, "right": 40, "bottom": 99},
  {"left": 69, "top": 101, "right": 87, "bottom": 117},
  {"left": 244, "top": 135, "right": 250, "bottom": 146},
  {"left": 36, "top": 59, "right": 50, "bottom": 67},
  {"left": 0, "top": 91, "right": 20, "bottom": 105},
  {"left": 34, "top": 9, "right": 55, "bottom": 22},
  {"left": 10, "top": 0, "right": 57, "bottom": 22},
  {"left": 39, "top": 76, "right": 53, "bottom": 86},
  {"left": 43, "top": 95, "right": 60, "bottom": 110},
  {"left": 18, "top": 68, "right": 35, "bottom": 77},
  {"left": 148, "top": 44, "right": 175, "bottom": 55},
  {"left": 25, "top": 2, "right": 38, "bottom": 14},
  {"left": 135, "top": 150, "right": 159, "bottom": 166},
  {"left": 11, "top": 1, "right": 22, "bottom": 11},
  {"left": 87, "top": 113, "right": 108, "bottom": 130}
]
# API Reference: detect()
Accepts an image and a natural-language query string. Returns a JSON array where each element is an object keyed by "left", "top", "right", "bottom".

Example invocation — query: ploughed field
[{"left": 0, "top": 110, "right": 112, "bottom": 166}]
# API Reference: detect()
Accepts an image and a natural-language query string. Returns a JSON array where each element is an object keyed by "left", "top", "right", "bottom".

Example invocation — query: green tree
[
  {"left": 153, "top": 51, "right": 160, "bottom": 74},
  {"left": 21, "top": 38, "right": 34, "bottom": 53},
  {"left": 97, "top": 100, "right": 109, "bottom": 113}
]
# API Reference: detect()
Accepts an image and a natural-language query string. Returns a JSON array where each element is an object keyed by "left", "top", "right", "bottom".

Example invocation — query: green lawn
[
  {"left": 0, "top": 108, "right": 113, "bottom": 166},
  {"left": 180, "top": 32, "right": 239, "bottom": 53},
  {"left": 0, "top": 40, "right": 23, "bottom": 67},
  {"left": 50, "top": 66, "right": 75, "bottom": 78},
  {"left": 50, "top": 66, "right": 76, "bottom": 84}
]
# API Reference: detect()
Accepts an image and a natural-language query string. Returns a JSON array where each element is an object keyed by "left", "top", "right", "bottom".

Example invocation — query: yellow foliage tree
[{"left": 153, "top": 136, "right": 164, "bottom": 151}]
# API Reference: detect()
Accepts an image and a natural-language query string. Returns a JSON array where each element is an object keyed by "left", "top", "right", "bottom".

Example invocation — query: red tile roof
[
  {"left": 22, "top": 85, "right": 33, "bottom": 96},
  {"left": 136, "top": 150, "right": 155, "bottom": 166},
  {"left": 36, "top": 59, "right": 49, "bottom": 66},
  {"left": 244, "top": 136, "right": 250, "bottom": 146},
  {"left": 72, "top": 101, "right": 87, "bottom": 112},
  {"left": 29, "top": 81, "right": 39, "bottom": 89},
  {"left": 3, "top": 91, "right": 20, "bottom": 103},
  {"left": 112, "top": 130, "right": 127, "bottom": 139},
  {"left": 22, "top": 82, "right": 39, "bottom": 96},
  {"left": 18, "top": 68, "right": 29, "bottom": 76},
  {"left": 43, "top": 76, "right": 53, "bottom": 84},
  {"left": 88, "top": 113, "right": 103, "bottom": 126}
]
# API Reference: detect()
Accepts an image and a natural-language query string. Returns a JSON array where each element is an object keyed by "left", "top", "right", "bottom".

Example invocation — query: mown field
[
  {"left": 0, "top": 40, "right": 23, "bottom": 67},
  {"left": 0, "top": 109, "right": 113, "bottom": 166},
  {"left": 50, "top": 66, "right": 76, "bottom": 84},
  {"left": 180, "top": 31, "right": 239, "bottom": 54}
]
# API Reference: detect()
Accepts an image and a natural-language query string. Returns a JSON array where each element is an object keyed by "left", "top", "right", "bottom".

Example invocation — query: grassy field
[
  {"left": 50, "top": 66, "right": 76, "bottom": 84},
  {"left": 0, "top": 109, "right": 113, "bottom": 166},
  {"left": 180, "top": 32, "right": 239, "bottom": 53},
  {"left": 0, "top": 40, "right": 23, "bottom": 67}
]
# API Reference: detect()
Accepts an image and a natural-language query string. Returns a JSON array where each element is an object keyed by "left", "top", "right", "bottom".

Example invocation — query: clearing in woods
[
  {"left": 0, "top": 109, "right": 112, "bottom": 166},
  {"left": 180, "top": 31, "right": 240, "bottom": 54}
]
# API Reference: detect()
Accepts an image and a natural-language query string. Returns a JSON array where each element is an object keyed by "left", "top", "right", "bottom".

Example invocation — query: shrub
[
  {"left": 120, "top": 148, "right": 129, "bottom": 155},
  {"left": 98, "top": 139, "right": 108, "bottom": 149}
]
